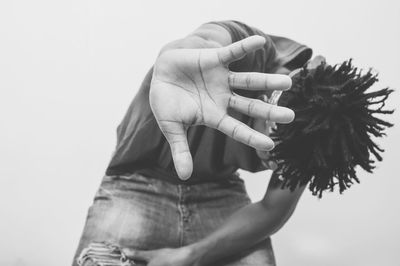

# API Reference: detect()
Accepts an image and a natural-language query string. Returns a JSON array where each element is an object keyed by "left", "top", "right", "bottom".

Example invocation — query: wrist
[{"left": 186, "top": 240, "right": 213, "bottom": 266}]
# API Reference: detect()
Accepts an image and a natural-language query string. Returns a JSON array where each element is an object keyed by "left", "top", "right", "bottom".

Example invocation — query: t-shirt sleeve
[{"left": 208, "top": 20, "right": 312, "bottom": 74}]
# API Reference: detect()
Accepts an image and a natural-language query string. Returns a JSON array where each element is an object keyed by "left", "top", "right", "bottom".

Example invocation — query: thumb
[
  {"left": 122, "top": 248, "right": 154, "bottom": 262},
  {"left": 159, "top": 121, "right": 193, "bottom": 180}
]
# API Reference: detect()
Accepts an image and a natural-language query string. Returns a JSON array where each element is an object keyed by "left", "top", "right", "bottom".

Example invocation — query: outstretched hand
[{"left": 150, "top": 35, "right": 294, "bottom": 180}]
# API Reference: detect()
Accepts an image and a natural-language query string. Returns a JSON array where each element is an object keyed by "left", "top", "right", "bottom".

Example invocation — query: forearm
[
  {"left": 189, "top": 199, "right": 295, "bottom": 265},
  {"left": 186, "top": 173, "right": 306, "bottom": 266}
]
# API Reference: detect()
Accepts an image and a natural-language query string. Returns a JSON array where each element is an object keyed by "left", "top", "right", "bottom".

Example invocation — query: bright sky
[{"left": 0, "top": 1, "right": 399, "bottom": 265}]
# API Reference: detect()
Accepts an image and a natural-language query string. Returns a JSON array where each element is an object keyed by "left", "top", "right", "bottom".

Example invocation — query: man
[{"left": 73, "top": 20, "right": 392, "bottom": 266}]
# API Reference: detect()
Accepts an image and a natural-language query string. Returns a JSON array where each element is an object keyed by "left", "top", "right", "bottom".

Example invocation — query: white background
[{"left": 1, "top": 1, "right": 399, "bottom": 265}]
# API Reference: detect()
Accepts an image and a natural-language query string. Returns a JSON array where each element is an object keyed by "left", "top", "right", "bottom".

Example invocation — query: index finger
[
  {"left": 122, "top": 249, "right": 153, "bottom": 261},
  {"left": 217, "top": 35, "right": 266, "bottom": 65}
]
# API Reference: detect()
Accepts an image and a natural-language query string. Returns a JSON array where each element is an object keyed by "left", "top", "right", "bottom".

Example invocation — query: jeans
[{"left": 72, "top": 172, "right": 276, "bottom": 265}]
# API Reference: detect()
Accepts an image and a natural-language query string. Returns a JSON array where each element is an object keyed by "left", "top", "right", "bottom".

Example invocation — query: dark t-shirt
[{"left": 105, "top": 20, "right": 312, "bottom": 183}]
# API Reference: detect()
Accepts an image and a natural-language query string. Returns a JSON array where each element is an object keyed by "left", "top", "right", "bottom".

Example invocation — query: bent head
[{"left": 272, "top": 58, "right": 394, "bottom": 197}]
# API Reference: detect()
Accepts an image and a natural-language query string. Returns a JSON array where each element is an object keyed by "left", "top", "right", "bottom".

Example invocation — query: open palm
[{"left": 150, "top": 36, "right": 294, "bottom": 180}]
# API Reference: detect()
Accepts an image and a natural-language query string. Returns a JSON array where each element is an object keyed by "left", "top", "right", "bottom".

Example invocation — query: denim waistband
[
  {"left": 133, "top": 167, "right": 242, "bottom": 185},
  {"left": 73, "top": 171, "right": 276, "bottom": 266}
]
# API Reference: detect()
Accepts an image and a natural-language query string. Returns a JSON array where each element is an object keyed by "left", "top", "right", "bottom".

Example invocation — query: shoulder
[
  {"left": 188, "top": 22, "right": 232, "bottom": 47},
  {"left": 189, "top": 20, "right": 267, "bottom": 46},
  {"left": 204, "top": 20, "right": 267, "bottom": 43}
]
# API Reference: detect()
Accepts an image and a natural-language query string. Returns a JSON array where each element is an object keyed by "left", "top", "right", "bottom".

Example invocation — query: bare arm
[
  {"left": 125, "top": 173, "right": 307, "bottom": 266},
  {"left": 187, "top": 174, "right": 306, "bottom": 265},
  {"left": 123, "top": 23, "right": 299, "bottom": 266}
]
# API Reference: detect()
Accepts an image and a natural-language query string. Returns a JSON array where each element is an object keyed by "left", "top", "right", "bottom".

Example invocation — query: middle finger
[{"left": 228, "top": 72, "right": 292, "bottom": 91}]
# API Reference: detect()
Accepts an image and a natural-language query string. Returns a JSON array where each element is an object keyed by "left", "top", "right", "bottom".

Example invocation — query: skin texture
[
  {"left": 123, "top": 173, "right": 306, "bottom": 266},
  {"left": 122, "top": 23, "right": 315, "bottom": 266},
  {"left": 150, "top": 34, "right": 294, "bottom": 180},
  {"left": 253, "top": 55, "right": 326, "bottom": 167}
]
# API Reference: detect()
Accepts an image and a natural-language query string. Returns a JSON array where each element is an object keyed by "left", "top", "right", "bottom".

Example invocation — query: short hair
[{"left": 270, "top": 59, "right": 394, "bottom": 198}]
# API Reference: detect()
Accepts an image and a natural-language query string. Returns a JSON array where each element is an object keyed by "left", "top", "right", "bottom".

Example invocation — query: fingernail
[
  {"left": 266, "top": 141, "right": 275, "bottom": 151},
  {"left": 257, "top": 94, "right": 268, "bottom": 102},
  {"left": 268, "top": 161, "right": 278, "bottom": 170},
  {"left": 283, "top": 76, "right": 292, "bottom": 90}
]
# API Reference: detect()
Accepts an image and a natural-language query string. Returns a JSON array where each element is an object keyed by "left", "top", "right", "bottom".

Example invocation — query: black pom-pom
[{"left": 270, "top": 59, "right": 394, "bottom": 198}]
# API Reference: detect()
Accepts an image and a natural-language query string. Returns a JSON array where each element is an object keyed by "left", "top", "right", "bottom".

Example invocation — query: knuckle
[
  {"left": 240, "top": 42, "right": 246, "bottom": 53},
  {"left": 246, "top": 133, "right": 253, "bottom": 146},
  {"left": 216, "top": 50, "right": 225, "bottom": 65},
  {"left": 245, "top": 75, "right": 251, "bottom": 88},
  {"left": 265, "top": 104, "right": 273, "bottom": 120},
  {"left": 264, "top": 75, "right": 269, "bottom": 89},
  {"left": 231, "top": 124, "right": 240, "bottom": 138},
  {"left": 229, "top": 73, "right": 235, "bottom": 87},
  {"left": 248, "top": 100, "right": 256, "bottom": 115},
  {"left": 230, "top": 96, "right": 237, "bottom": 107},
  {"left": 229, "top": 48, "right": 235, "bottom": 58}
]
